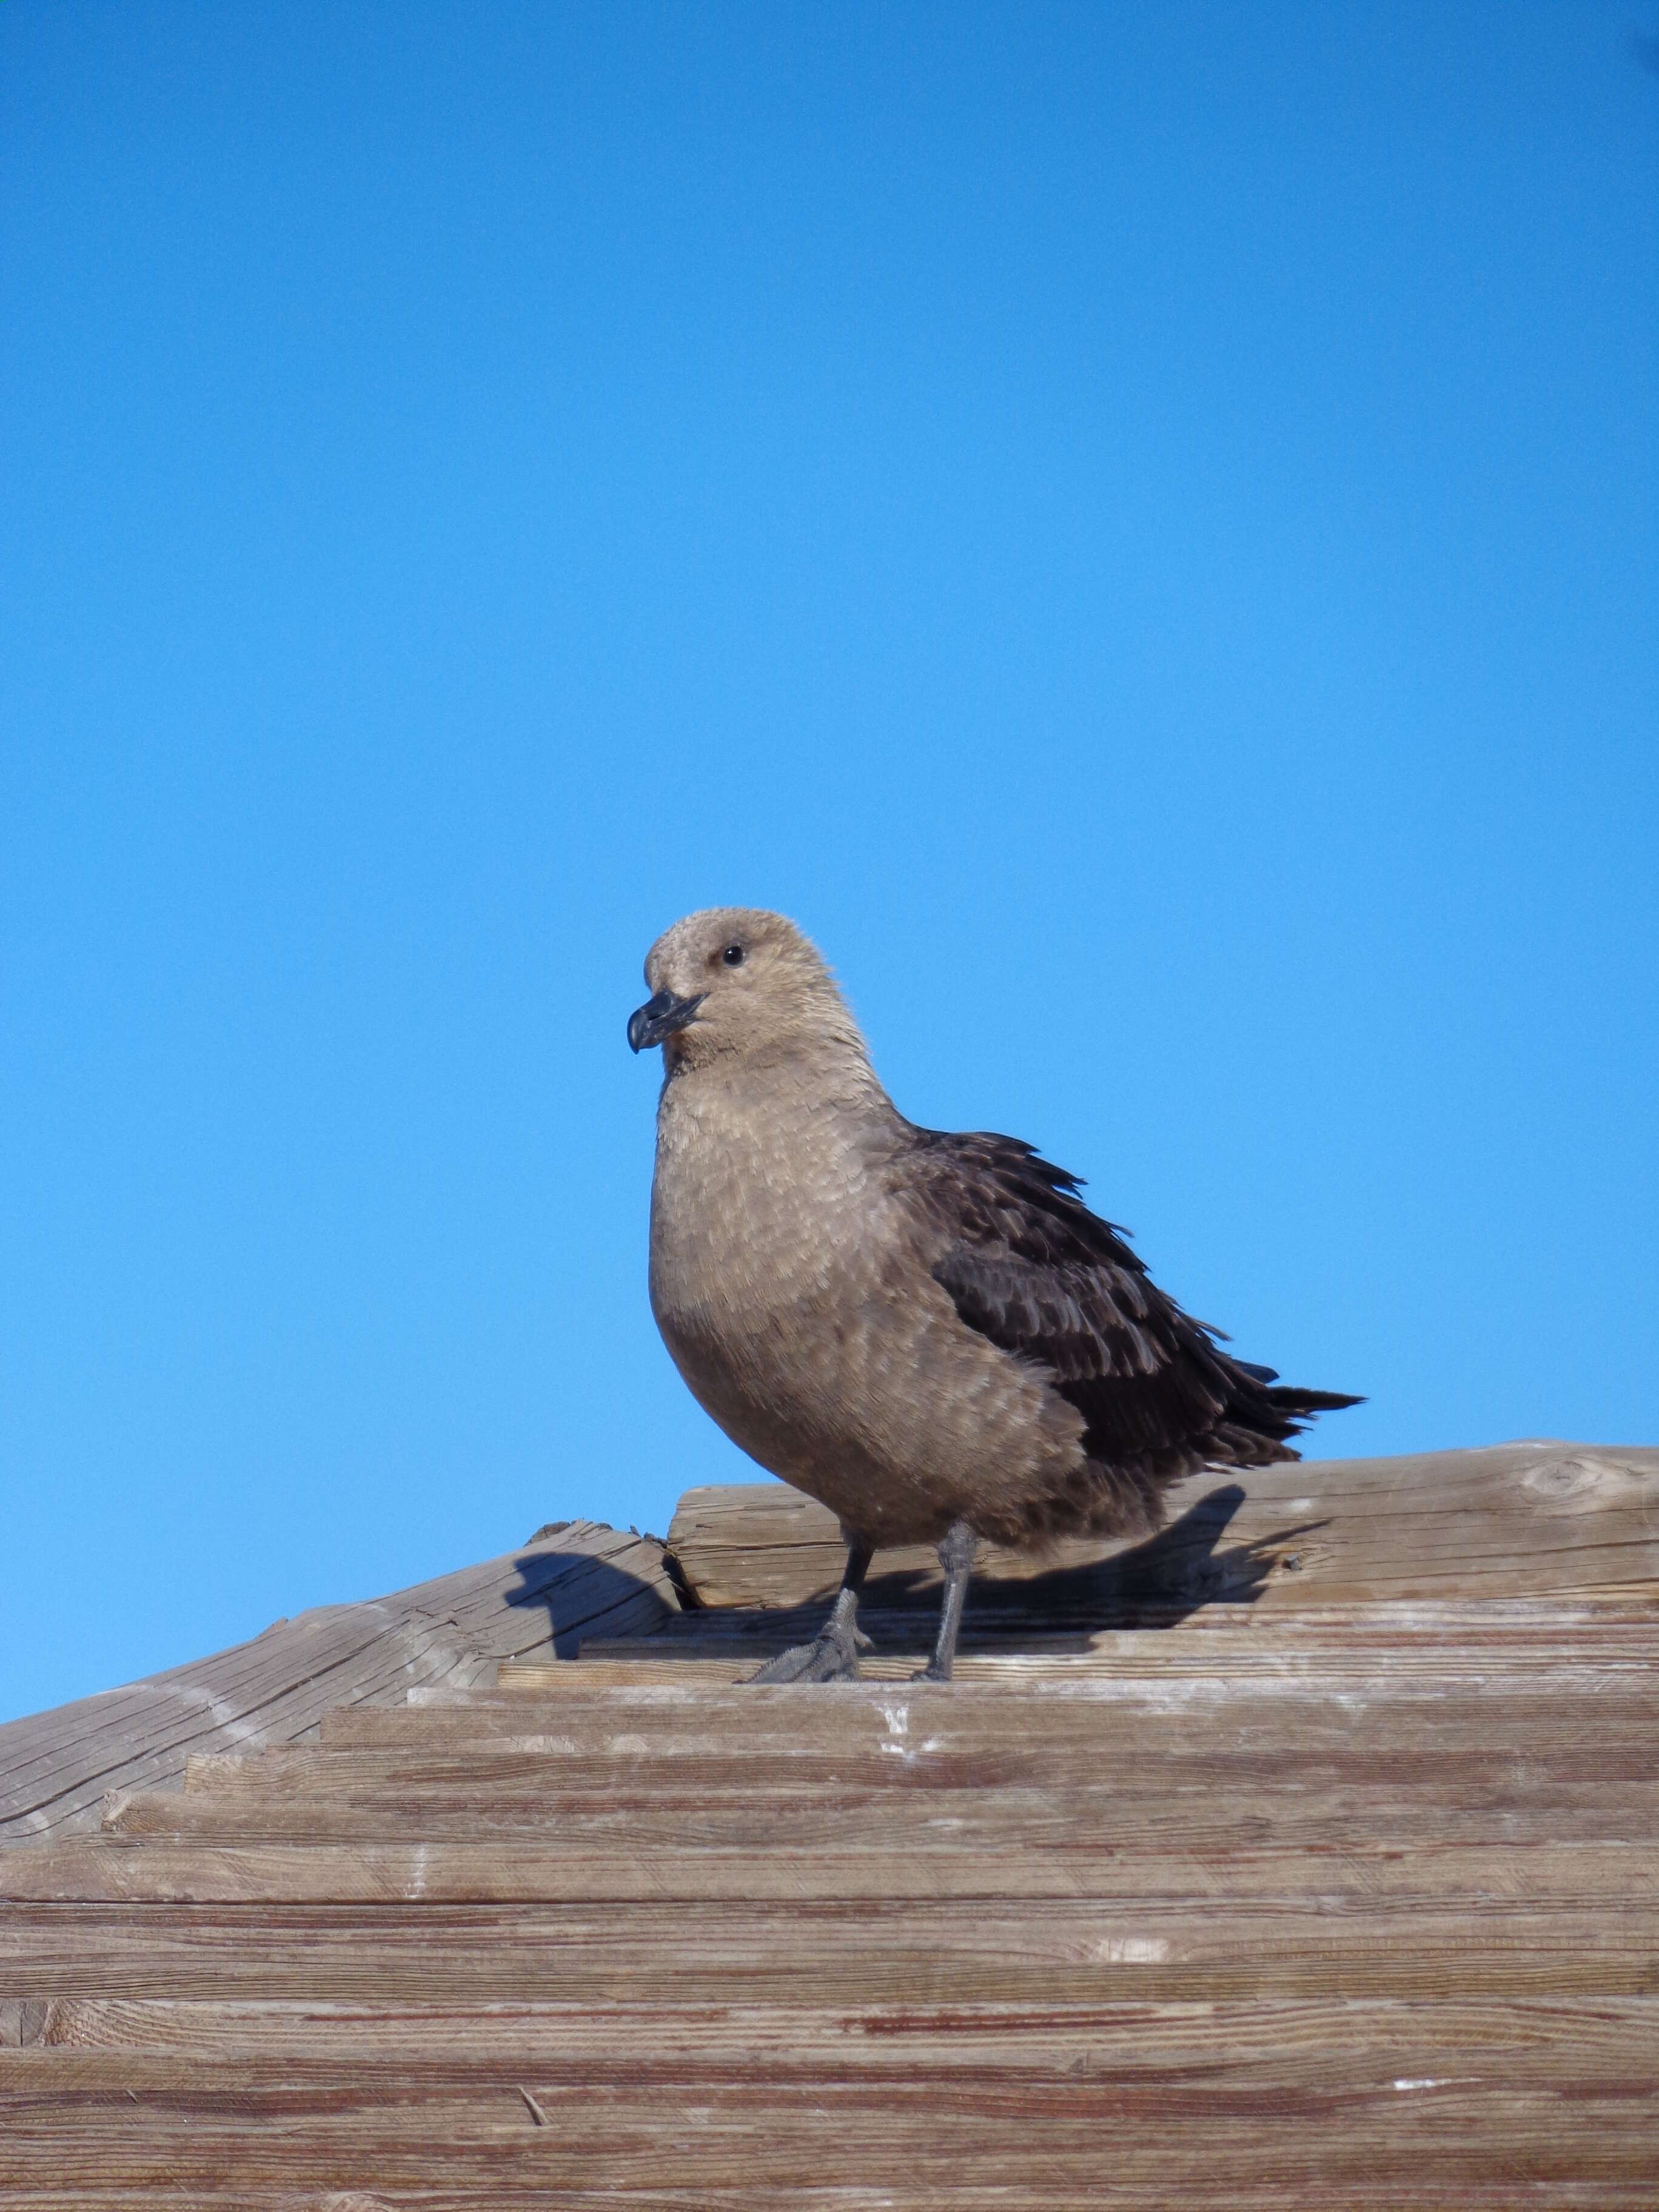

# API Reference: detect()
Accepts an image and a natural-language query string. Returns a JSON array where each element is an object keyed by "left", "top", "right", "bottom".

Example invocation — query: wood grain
[
  {"left": 1, "top": 1447, "right": 1655, "bottom": 2204},
  {"left": 665, "top": 1441, "right": 1659, "bottom": 1615},
  {"left": 4, "top": 1618, "right": 1658, "bottom": 2203},
  {"left": 0, "top": 1523, "right": 676, "bottom": 1842}
]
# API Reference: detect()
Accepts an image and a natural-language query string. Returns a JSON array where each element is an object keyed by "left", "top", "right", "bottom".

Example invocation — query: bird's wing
[{"left": 899, "top": 1128, "right": 1349, "bottom": 1477}]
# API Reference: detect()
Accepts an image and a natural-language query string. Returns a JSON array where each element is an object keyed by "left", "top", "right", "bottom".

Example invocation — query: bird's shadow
[
  {"left": 716, "top": 1483, "right": 1331, "bottom": 1656},
  {"left": 500, "top": 1527, "right": 680, "bottom": 1659}
]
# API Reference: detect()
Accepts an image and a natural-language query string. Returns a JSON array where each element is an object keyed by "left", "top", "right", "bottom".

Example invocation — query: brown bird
[{"left": 628, "top": 907, "right": 1359, "bottom": 1683}]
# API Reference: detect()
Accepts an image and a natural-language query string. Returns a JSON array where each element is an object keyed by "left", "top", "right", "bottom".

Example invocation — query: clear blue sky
[{"left": 2, "top": 3, "right": 1655, "bottom": 1724}]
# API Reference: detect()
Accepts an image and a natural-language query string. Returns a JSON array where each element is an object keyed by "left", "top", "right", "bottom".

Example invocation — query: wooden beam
[
  {"left": 2, "top": 1578, "right": 1654, "bottom": 2202},
  {"left": 0, "top": 1523, "right": 677, "bottom": 1843},
  {"left": 663, "top": 1442, "right": 1659, "bottom": 1618}
]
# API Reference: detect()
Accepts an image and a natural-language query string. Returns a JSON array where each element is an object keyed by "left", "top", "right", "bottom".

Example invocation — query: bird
[{"left": 628, "top": 907, "right": 1360, "bottom": 1684}]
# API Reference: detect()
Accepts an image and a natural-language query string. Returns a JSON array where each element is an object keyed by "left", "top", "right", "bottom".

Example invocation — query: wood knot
[{"left": 1518, "top": 1454, "right": 1635, "bottom": 1500}]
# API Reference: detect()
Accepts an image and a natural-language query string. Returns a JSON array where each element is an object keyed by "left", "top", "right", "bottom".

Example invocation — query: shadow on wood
[
  {"left": 0, "top": 1521, "right": 677, "bottom": 1842},
  {"left": 501, "top": 1538, "right": 679, "bottom": 1658},
  {"left": 664, "top": 1443, "right": 1659, "bottom": 1621},
  {"left": 962, "top": 1479, "right": 1329, "bottom": 1627},
  {"left": 660, "top": 1483, "right": 1316, "bottom": 1658}
]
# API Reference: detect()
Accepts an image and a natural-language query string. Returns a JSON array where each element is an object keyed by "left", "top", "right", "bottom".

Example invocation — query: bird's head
[{"left": 628, "top": 907, "right": 865, "bottom": 1074}]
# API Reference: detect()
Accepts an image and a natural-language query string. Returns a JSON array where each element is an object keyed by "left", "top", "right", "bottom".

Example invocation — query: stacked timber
[
  {"left": 0, "top": 1520, "right": 677, "bottom": 1843},
  {"left": 1, "top": 1439, "right": 1657, "bottom": 2207},
  {"left": 657, "top": 1438, "right": 1659, "bottom": 1621}
]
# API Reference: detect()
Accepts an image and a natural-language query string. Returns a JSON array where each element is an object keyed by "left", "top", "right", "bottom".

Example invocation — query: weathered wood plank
[
  {"left": 160, "top": 1681, "right": 1659, "bottom": 1788},
  {"left": 7, "top": 1989, "right": 1649, "bottom": 2064},
  {"left": 0, "top": 2101, "right": 1652, "bottom": 2212},
  {"left": 76, "top": 1643, "right": 1641, "bottom": 1858},
  {"left": 4, "top": 1455, "right": 1655, "bottom": 2206},
  {"left": 2, "top": 2045, "right": 1655, "bottom": 2151},
  {"left": 0, "top": 1523, "right": 677, "bottom": 1843},
  {"left": 557, "top": 1595, "right": 1659, "bottom": 1680},
  {"left": 6, "top": 1835, "right": 1657, "bottom": 1905},
  {"left": 665, "top": 1444, "right": 1659, "bottom": 1614},
  {"left": 2, "top": 1897, "right": 1655, "bottom": 2004},
  {"left": 90, "top": 1775, "right": 1659, "bottom": 1852}
]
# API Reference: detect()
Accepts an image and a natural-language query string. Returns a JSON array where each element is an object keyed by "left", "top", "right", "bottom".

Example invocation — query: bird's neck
[{"left": 658, "top": 1036, "right": 900, "bottom": 1151}]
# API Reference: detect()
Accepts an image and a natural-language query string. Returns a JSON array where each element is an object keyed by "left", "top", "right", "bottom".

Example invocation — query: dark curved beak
[{"left": 627, "top": 988, "right": 705, "bottom": 1053}]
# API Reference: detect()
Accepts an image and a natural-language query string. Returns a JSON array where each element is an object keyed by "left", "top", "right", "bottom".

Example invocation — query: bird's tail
[
  {"left": 1264, "top": 1386, "right": 1364, "bottom": 1415},
  {"left": 1230, "top": 1359, "right": 1364, "bottom": 1419}
]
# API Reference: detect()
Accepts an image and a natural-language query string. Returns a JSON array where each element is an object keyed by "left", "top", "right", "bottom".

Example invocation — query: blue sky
[{"left": 2, "top": 2, "right": 1655, "bottom": 1724}]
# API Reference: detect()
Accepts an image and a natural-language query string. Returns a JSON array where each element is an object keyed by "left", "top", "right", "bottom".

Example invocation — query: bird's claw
[{"left": 750, "top": 1620, "right": 870, "bottom": 1684}]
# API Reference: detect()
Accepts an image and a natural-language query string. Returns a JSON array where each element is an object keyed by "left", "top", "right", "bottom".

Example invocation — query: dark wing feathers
[{"left": 908, "top": 1128, "right": 1359, "bottom": 1498}]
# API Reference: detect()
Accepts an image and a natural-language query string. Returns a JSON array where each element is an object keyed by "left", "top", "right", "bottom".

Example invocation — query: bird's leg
[
  {"left": 750, "top": 1540, "right": 874, "bottom": 1684},
  {"left": 913, "top": 1520, "right": 977, "bottom": 1683}
]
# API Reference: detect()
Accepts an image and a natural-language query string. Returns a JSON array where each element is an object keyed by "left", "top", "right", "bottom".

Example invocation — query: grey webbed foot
[{"left": 750, "top": 1586, "right": 871, "bottom": 1683}]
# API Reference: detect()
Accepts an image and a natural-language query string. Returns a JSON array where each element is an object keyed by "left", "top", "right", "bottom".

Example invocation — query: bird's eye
[{"left": 722, "top": 943, "right": 745, "bottom": 967}]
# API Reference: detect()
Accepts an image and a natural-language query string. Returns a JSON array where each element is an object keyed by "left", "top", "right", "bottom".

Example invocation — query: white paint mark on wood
[{"left": 1096, "top": 1937, "right": 1171, "bottom": 1963}]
